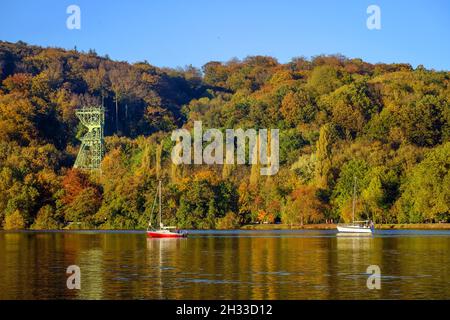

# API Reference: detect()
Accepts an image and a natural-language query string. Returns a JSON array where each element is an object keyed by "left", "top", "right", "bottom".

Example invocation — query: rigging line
[{"left": 146, "top": 184, "right": 159, "bottom": 230}]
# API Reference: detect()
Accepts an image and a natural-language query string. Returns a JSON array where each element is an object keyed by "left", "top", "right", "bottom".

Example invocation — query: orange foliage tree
[{"left": 282, "top": 185, "right": 324, "bottom": 226}]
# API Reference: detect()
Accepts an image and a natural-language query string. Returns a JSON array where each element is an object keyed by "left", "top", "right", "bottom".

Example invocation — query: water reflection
[{"left": 0, "top": 231, "right": 449, "bottom": 299}]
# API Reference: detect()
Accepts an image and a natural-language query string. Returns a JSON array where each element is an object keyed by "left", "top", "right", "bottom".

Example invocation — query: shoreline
[
  {"left": 240, "top": 223, "right": 450, "bottom": 230},
  {"left": 1, "top": 223, "right": 450, "bottom": 232}
]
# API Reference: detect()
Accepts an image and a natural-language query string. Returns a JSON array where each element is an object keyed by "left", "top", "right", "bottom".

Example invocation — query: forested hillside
[{"left": 0, "top": 41, "right": 448, "bottom": 229}]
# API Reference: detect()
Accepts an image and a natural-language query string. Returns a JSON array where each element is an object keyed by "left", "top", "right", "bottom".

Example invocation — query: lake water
[{"left": 0, "top": 230, "right": 449, "bottom": 299}]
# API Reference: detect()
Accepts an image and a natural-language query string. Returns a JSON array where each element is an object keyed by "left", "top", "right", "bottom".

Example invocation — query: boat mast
[
  {"left": 159, "top": 180, "right": 162, "bottom": 228},
  {"left": 352, "top": 176, "right": 357, "bottom": 223}
]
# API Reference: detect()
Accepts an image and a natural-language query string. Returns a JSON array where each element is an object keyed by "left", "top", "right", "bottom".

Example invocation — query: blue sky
[{"left": 0, "top": 0, "right": 449, "bottom": 70}]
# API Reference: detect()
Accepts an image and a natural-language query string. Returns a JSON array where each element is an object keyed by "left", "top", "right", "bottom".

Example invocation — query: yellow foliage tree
[{"left": 4, "top": 210, "right": 26, "bottom": 230}]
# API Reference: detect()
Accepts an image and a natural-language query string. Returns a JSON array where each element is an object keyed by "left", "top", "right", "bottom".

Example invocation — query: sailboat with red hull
[{"left": 146, "top": 180, "right": 187, "bottom": 238}]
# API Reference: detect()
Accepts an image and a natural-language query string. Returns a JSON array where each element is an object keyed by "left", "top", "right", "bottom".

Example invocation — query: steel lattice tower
[{"left": 74, "top": 106, "right": 105, "bottom": 170}]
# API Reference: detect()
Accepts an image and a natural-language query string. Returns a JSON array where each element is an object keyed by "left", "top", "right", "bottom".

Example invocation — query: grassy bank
[{"left": 240, "top": 223, "right": 450, "bottom": 230}]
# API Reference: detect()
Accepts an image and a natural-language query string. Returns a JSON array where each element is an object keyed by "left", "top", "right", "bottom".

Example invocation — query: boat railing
[{"left": 161, "top": 226, "right": 177, "bottom": 230}]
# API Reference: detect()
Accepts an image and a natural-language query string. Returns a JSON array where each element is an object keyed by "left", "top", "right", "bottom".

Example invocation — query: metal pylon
[{"left": 74, "top": 106, "right": 105, "bottom": 170}]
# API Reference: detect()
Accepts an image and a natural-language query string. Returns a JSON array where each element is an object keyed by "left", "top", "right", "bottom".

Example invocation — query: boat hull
[
  {"left": 337, "top": 225, "right": 373, "bottom": 233},
  {"left": 146, "top": 231, "right": 187, "bottom": 238}
]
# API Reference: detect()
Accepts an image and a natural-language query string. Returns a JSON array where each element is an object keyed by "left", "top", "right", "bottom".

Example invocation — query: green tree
[
  {"left": 315, "top": 124, "right": 335, "bottom": 188},
  {"left": 332, "top": 159, "right": 369, "bottom": 220},
  {"left": 307, "top": 65, "right": 342, "bottom": 95},
  {"left": 398, "top": 142, "right": 450, "bottom": 222}
]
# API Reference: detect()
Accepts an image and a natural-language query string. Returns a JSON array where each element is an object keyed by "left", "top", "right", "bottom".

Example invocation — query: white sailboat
[
  {"left": 337, "top": 176, "right": 374, "bottom": 234},
  {"left": 146, "top": 180, "right": 187, "bottom": 238}
]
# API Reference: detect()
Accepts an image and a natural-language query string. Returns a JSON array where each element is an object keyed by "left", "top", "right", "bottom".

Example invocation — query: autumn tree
[
  {"left": 60, "top": 169, "right": 102, "bottom": 225},
  {"left": 282, "top": 185, "right": 323, "bottom": 226},
  {"left": 280, "top": 89, "right": 316, "bottom": 127}
]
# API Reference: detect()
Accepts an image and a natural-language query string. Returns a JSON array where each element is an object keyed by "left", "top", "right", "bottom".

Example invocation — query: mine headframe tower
[{"left": 74, "top": 106, "right": 105, "bottom": 170}]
